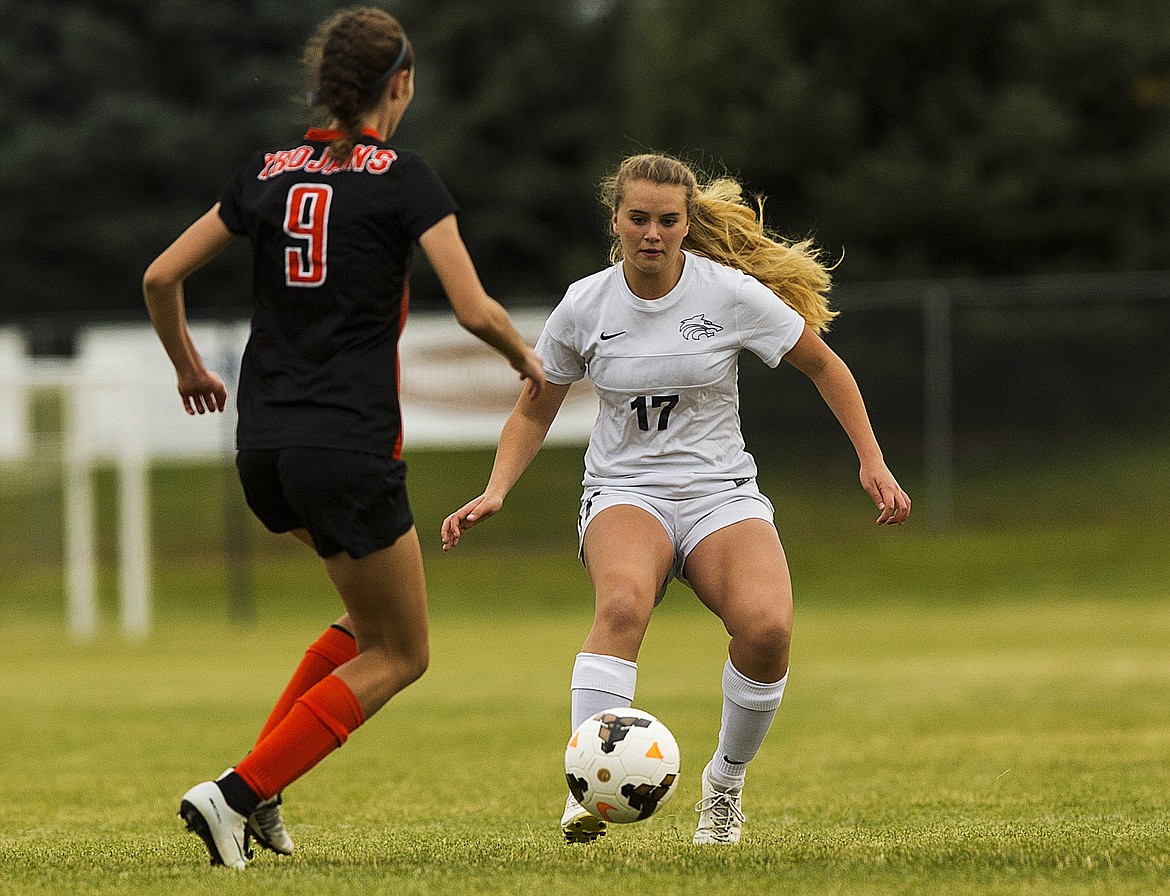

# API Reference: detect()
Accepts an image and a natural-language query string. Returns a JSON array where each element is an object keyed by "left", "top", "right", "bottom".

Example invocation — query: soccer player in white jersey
[{"left": 441, "top": 153, "right": 910, "bottom": 844}]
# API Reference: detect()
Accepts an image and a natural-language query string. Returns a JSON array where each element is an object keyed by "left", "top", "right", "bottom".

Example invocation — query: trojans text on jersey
[{"left": 258, "top": 143, "right": 399, "bottom": 181}]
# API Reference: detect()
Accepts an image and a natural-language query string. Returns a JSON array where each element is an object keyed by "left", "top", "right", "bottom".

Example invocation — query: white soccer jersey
[{"left": 537, "top": 252, "right": 807, "bottom": 497}]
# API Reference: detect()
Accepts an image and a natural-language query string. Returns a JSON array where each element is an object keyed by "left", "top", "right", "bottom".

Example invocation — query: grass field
[{"left": 0, "top": 437, "right": 1167, "bottom": 895}]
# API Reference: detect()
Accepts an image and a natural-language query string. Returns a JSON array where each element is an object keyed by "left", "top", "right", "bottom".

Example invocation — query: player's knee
[
  {"left": 362, "top": 636, "right": 429, "bottom": 690},
  {"left": 593, "top": 586, "right": 653, "bottom": 640},
  {"left": 740, "top": 611, "right": 791, "bottom": 659},
  {"left": 385, "top": 636, "right": 429, "bottom": 687},
  {"left": 401, "top": 641, "right": 429, "bottom": 685}
]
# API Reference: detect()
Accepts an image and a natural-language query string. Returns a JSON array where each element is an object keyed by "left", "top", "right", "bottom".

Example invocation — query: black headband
[
  {"left": 369, "top": 39, "right": 410, "bottom": 94},
  {"left": 307, "top": 38, "right": 410, "bottom": 107}
]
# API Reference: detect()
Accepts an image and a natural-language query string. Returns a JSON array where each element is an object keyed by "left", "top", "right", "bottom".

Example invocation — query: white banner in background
[
  {"left": 398, "top": 311, "right": 597, "bottom": 447},
  {"left": 65, "top": 310, "right": 595, "bottom": 460},
  {"left": 72, "top": 322, "right": 247, "bottom": 461}
]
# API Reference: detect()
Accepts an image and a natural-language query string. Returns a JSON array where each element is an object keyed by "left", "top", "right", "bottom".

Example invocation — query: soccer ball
[{"left": 564, "top": 707, "right": 681, "bottom": 824}]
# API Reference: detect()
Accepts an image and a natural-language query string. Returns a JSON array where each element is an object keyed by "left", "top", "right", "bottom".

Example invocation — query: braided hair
[{"left": 303, "top": 7, "right": 413, "bottom": 163}]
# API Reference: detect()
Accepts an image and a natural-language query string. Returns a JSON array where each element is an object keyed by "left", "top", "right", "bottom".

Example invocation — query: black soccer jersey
[{"left": 218, "top": 127, "right": 458, "bottom": 457}]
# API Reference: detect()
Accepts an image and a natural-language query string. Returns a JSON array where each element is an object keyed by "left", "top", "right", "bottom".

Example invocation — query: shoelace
[{"left": 695, "top": 790, "right": 746, "bottom": 839}]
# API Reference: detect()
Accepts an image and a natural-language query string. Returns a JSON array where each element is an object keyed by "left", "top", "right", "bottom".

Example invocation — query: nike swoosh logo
[{"left": 600, "top": 331, "right": 626, "bottom": 340}]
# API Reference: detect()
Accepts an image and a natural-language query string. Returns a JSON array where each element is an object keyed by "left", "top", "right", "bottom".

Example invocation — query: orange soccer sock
[
  {"left": 254, "top": 624, "right": 358, "bottom": 747},
  {"left": 236, "top": 673, "right": 366, "bottom": 799}
]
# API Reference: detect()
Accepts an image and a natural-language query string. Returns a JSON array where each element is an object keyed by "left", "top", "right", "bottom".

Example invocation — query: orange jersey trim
[{"left": 304, "top": 127, "right": 385, "bottom": 142}]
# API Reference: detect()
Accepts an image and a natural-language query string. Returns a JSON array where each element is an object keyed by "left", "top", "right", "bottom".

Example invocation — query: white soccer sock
[
  {"left": 570, "top": 652, "right": 637, "bottom": 731},
  {"left": 710, "top": 658, "right": 788, "bottom": 788}
]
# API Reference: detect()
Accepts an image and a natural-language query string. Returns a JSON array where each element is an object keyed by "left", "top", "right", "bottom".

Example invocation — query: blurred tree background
[{"left": 0, "top": 0, "right": 1168, "bottom": 446}]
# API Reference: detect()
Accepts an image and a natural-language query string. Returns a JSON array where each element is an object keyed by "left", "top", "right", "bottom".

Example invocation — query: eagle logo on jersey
[{"left": 679, "top": 314, "right": 723, "bottom": 340}]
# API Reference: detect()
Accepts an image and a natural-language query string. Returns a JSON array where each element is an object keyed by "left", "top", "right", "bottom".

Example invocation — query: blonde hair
[
  {"left": 303, "top": 7, "right": 413, "bottom": 163},
  {"left": 601, "top": 153, "right": 837, "bottom": 333}
]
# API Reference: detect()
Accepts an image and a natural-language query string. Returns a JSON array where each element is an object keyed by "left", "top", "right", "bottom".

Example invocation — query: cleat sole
[
  {"left": 563, "top": 816, "right": 607, "bottom": 844},
  {"left": 179, "top": 800, "right": 225, "bottom": 866}
]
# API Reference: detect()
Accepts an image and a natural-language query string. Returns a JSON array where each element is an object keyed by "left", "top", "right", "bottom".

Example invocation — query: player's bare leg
[
  {"left": 685, "top": 519, "right": 792, "bottom": 843},
  {"left": 561, "top": 506, "right": 672, "bottom": 842}
]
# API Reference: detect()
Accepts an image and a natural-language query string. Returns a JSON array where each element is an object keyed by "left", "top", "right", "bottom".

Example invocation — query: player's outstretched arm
[
  {"left": 419, "top": 214, "right": 546, "bottom": 399},
  {"left": 441, "top": 382, "right": 570, "bottom": 550},
  {"left": 782, "top": 325, "right": 911, "bottom": 525},
  {"left": 143, "top": 205, "right": 235, "bottom": 415}
]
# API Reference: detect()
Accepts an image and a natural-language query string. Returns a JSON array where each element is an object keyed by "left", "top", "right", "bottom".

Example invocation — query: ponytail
[{"left": 688, "top": 178, "right": 836, "bottom": 333}]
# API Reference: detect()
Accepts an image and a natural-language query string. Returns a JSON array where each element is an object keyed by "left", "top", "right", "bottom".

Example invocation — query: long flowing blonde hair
[{"left": 601, "top": 153, "right": 837, "bottom": 333}]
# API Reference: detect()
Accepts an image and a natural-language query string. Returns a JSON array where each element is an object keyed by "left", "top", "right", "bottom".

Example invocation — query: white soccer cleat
[
  {"left": 247, "top": 794, "right": 295, "bottom": 856},
  {"left": 693, "top": 761, "right": 745, "bottom": 844},
  {"left": 213, "top": 766, "right": 294, "bottom": 857},
  {"left": 178, "top": 780, "right": 250, "bottom": 869},
  {"left": 561, "top": 794, "right": 607, "bottom": 843}
]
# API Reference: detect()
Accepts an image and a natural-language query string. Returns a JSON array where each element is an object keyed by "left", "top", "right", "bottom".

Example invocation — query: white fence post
[
  {"left": 118, "top": 369, "right": 151, "bottom": 638},
  {"left": 0, "top": 330, "right": 28, "bottom": 460},
  {"left": 64, "top": 380, "right": 98, "bottom": 641}
]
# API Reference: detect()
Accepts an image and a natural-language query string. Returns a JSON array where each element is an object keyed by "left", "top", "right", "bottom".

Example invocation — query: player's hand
[
  {"left": 860, "top": 462, "right": 911, "bottom": 525},
  {"left": 514, "top": 348, "right": 547, "bottom": 400},
  {"left": 177, "top": 369, "right": 228, "bottom": 415},
  {"left": 441, "top": 492, "right": 504, "bottom": 551}
]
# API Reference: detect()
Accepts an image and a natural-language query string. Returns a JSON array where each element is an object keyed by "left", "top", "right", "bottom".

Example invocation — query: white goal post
[
  {"left": 5, "top": 313, "right": 595, "bottom": 641},
  {"left": 59, "top": 323, "right": 247, "bottom": 641},
  {"left": 62, "top": 371, "right": 151, "bottom": 640}
]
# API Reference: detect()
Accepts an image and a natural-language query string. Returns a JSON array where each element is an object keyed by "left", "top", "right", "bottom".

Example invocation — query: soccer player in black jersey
[{"left": 143, "top": 7, "right": 544, "bottom": 869}]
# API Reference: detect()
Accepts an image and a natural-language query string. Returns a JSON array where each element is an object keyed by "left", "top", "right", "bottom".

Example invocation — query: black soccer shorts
[{"left": 236, "top": 448, "right": 414, "bottom": 559}]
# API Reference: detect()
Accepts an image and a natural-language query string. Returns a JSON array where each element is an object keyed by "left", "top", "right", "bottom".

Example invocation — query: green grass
[
  {"left": 0, "top": 437, "right": 1167, "bottom": 894},
  {"left": 1, "top": 596, "right": 1167, "bottom": 895}
]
